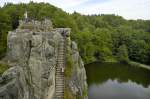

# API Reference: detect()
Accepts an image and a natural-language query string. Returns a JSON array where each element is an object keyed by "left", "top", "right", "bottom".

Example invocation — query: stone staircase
[{"left": 55, "top": 37, "right": 65, "bottom": 99}]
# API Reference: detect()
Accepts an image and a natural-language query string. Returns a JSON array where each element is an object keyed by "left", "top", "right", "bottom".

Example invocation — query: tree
[
  {"left": 117, "top": 45, "right": 129, "bottom": 63},
  {"left": 0, "top": 2, "right": 150, "bottom": 65}
]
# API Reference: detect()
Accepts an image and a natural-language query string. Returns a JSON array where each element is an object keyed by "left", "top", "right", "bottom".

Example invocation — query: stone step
[
  {"left": 56, "top": 74, "right": 64, "bottom": 76},
  {"left": 55, "top": 77, "right": 64, "bottom": 80},
  {"left": 58, "top": 51, "right": 64, "bottom": 52},
  {"left": 55, "top": 80, "right": 64, "bottom": 82},
  {"left": 58, "top": 53, "right": 64, "bottom": 54},
  {"left": 56, "top": 75, "right": 63, "bottom": 77},
  {"left": 55, "top": 91, "right": 64, "bottom": 93},
  {"left": 56, "top": 67, "right": 63, "bottom": 69},
  {"left": 55, "top": 89, "right": 64, "bottom": 91},
  {"left": 55, "top": 77, "right": 64, "bottom": 79},
  {"left": 56, "top": 74, "right": 63, "bottom": 76},
  {"left": 58, "top": 47, "right": 64, "bottom": 49},
  {"left": 55, "top": 96, "right": 64, "bottom": 99},
  {"left": 57, "top": 58, "right": 64, "bottom": 62},
  {"left": 59, "top": 50, "right": 64, "bottom": 51},
  {"left": 57, "top": 58, "right": 65, "bottom": 62},
  {"left": 56, "top": 88, "right": 64, "bottom": 90},
  {"left": 57, "top": 58, "right": 64, "bottom": 60},
  {"left": 55, "top": 79, "right": 64, "bottom": 82},
  {"left": 57, "top": 57, "right": 64, "bottom": 59},
  {"left": 57, "top": 56, "right": 64, "bottom": 58},
  {"left": 57, "top": 56, "right": 64, "bottom": 57},
  {"left": 56, "top": 76, "right": 64, "bottom": 79},
  {"left": 57, "top": 62, "right": 64, "bottom": 63},
  {"left": 57, "top": 65, "right": 64, "bottom": 67},
  {"left": 55, "top": 87, "right": 64, "bottom": 89},
  {"left": 57, "top": 59, "right": 64, "bottom": 61},
  {"left": 56, "top": 70, "right": 64, "bottom": 72},
  {"left": 58, "top": 55, "right": 64, "bottom": 56},
  {"left": 56, "top": 64, "right": 64, "bottom": 66},
  {"left": 56, "top": 67, "right": 64, "bottom": 69},
  {"left": 56, "top": 70, "right": 64, "bottom": 71},
  {"left": 56, "top": 77, "right": 64, "bottom": 79},
  {"left": 56, "top": 73, "right": 64, "bottom": 74},
  {"left": 55, "top": 90, "right": 64, "bottom": 93},
  {"left": 56, "top": 86, "right": 64, "bottom": 88},
  {"left": 56, "top": 69, "right": 63, "bottom": 71},
  {"left": 56, "top": 89, "right": 64, "bottom": 91},
  {"left": 55, "top": 88, "right": 64, "bottom": 91},
  {"left": 56, "top": 70, "right": 63, "bottom": 71},
  {"left": 58, "top": 52, "right": 64, "bottom": 53},
  {"left": 56, "top": 87, "right": 64, "bottom": 89},
  {"left": 57, "top": 60, "right": 64, "bottom": 62},
  {"left": 57, "top": 61, "right": 64, "bottom": 63},
  {"left": 55, "top": 91, "right": 64, "bottom": 94},
  {"left": 55, "top": 94, "right": 64, "bottom": 97},
  {"left": 56, "top": 73, "right": 63, "bottom": 75},
  {"left": 56, "top": 84, "right": 64, "bottom": 86},
  {"left": 56, "top": 81, "right": 64, "bottom": 83},
  {"left": 56, "top": 82, "right": 64, "bottom": 84},
  {"left": 56, "top": 85, "right": 64, "bottom": 87},
  {"left": 55, "top": 92, "right": 64, "bottom": 94},
  {"left": 55, "top": 93, "right": 64, "bottom": 95},
  {"left": 55, "top": 94, "right": 64, "bottom": 96},
  {"left": 56, "top": 71, "right": 64, "bottom": 73},
  {"left": 56, "top": 76, "right": 64, "bottom": 78},
  {"left": 56, "top": 71, "right": 63, "bottom": 73}
]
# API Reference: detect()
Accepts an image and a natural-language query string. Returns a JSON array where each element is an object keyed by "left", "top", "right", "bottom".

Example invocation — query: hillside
[{"left": 0, "top": 2, "right": 150, "bottom": 65}]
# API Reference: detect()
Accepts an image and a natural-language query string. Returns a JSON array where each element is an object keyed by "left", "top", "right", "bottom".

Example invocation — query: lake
[{"left": 85, "top": 62, "right": 150, "bottom": 99}]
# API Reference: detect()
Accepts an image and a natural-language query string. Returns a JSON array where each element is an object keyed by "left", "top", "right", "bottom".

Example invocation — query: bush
[
  {"left": 0, "top": 63, "right": 9, "bottom": 75},
  {"left": 64, "top": 53, "right": 73, "bottom": 78}
]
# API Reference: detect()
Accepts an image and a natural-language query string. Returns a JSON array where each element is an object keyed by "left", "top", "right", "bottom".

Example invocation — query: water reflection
[{"left": 86, "top": 62, "right": 150, "bottom": 99}]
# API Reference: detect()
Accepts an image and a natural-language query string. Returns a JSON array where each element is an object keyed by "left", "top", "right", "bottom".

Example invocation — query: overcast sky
[{"left": 1, "top": 0, "right": 150, "bottom": 20}]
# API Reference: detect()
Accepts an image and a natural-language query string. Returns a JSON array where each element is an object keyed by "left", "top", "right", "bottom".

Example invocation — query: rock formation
[{"left": 0, "top": 19, "right": 87, "bottom": 99}]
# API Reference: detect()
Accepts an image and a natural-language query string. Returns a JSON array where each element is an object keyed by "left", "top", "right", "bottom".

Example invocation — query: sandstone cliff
[{"left": 0, "top": 19, "right": 87, "bottom": 99}]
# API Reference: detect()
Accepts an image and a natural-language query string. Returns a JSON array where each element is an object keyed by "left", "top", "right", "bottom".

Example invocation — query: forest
[{"left": 0, "top": 2, "right": 150, "bottom": 65}]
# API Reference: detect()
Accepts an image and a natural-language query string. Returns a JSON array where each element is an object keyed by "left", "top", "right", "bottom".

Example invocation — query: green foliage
[
  {"left": 0, "top": 63, "right": 9, "bottom": 75},
  {"left": 117, "top": 45, "right": 129, "bottom": 63},
  {"left": 0, "top": 2, "right": 150, "bottom": 65},
  {"left": 128, "top": 40, "right": 150, "bottom": 63},
  {"left": 64, "top": 86, "right": 76, "bottom": 99},
  {"left": 65, "top": 51, "right": 73, "bottom": 78}
]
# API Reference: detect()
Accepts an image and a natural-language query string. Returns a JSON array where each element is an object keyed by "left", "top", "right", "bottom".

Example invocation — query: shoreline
[
  {"left": 128, "top": 61, "right": 150, "bottom": 70},
  {"left": 85, "top": 60, "right": 150, "bottom": 71}
]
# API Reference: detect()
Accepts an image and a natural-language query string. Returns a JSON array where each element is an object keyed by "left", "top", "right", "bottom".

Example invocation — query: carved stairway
[{"left": 55, "top": 37, "right": 65, "bottom": 99}]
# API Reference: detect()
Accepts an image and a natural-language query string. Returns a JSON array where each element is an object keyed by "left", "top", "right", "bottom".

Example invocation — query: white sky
[{"left": 0, "top": 0, "right": 150, "bottom": 20}]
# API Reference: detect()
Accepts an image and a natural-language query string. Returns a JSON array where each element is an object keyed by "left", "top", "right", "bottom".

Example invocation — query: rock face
[
  {"left": 67, "top": 41, "right": 88, "bottom": 99},
  {"left": 0, "top": 19, "right": 87, "bottom": 99}
]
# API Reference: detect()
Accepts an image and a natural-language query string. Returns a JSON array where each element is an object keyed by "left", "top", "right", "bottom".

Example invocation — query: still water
[{"left": 85, "top": 62, "right": 150, "bottom": 99}]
